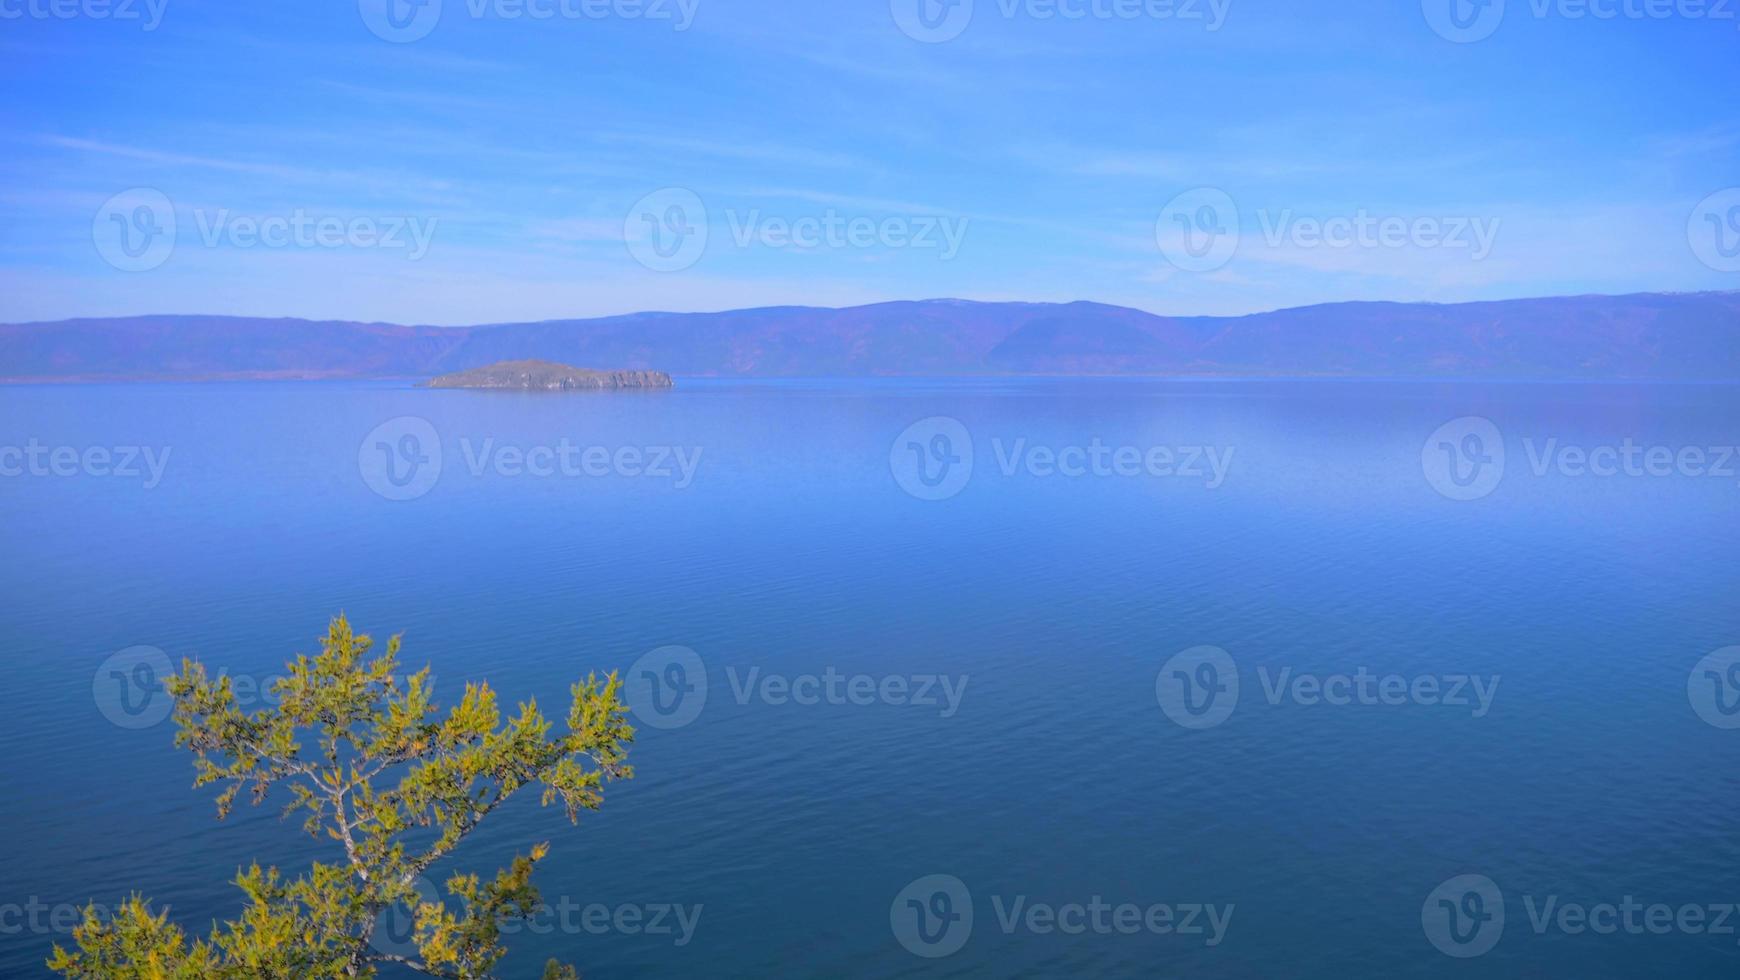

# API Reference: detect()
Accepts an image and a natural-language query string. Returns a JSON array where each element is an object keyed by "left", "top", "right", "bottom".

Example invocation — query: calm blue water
[{"left": 1, "top": 378, "right": 1737, "bottom": 978}]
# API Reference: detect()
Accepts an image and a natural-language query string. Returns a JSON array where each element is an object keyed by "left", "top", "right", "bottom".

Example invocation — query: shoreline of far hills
[
  {"left": 1, "top": 292, "right": 1737, "bottom": 382},
  {"left": 421, "top": 360, "right": 674, "bottom": 391}
]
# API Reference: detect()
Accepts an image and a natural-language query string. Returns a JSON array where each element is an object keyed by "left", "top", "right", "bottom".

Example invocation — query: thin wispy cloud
[{"left": 593, "top": 131, "right": 865, "bottom": 171}]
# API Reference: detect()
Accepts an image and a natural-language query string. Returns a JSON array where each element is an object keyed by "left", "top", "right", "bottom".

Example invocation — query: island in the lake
[{"left": 422, "top": 360, "right": 674, "bottom": 391}]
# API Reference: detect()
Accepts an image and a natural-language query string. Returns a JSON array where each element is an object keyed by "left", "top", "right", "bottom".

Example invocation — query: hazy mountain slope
[
  {"left": 1177, "top": 292, "right": 1740, "bottom": 378},
  {"left": 0, "top": 315, "right": 465, "bottom": 380},
  {"left": 439, "top": 301, "right": 1103, "bottom": 376},
  {"left": 2, "top": 292, "right": 1736, "bottom": 381}
]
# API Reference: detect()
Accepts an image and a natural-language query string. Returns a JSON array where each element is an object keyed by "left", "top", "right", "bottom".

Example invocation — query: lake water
[{"left": 2, "top": 378, "right": 1738, "bottom": 978}]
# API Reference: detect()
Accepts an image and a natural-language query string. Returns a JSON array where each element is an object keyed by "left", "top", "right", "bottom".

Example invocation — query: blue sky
[{"left": 1, "top": 0, "right": 1737, "bottom": 324}]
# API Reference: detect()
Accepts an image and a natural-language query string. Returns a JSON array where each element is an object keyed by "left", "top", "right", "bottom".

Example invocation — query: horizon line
[{"left": 7, "top": 287, "right": 1739, "bottom": 330}]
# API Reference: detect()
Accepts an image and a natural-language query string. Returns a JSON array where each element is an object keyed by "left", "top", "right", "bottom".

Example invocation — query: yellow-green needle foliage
[{"left": 50, "top": 615, "right": 635, "bottom": 980}]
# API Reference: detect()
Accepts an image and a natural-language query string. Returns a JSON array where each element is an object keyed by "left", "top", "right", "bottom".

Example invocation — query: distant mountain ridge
[{"left": 3, "top": 291, "right": 1738, "bottom": 381}]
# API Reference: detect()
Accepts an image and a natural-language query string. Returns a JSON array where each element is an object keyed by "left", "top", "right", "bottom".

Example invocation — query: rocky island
[{"left": 422, "top": 360, "right": 674, "bottom": 391}]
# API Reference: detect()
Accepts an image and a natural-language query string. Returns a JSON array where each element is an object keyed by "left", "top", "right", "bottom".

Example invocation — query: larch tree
[{"left": 50, "top": 615, "right": 635, "bottom": 980}]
